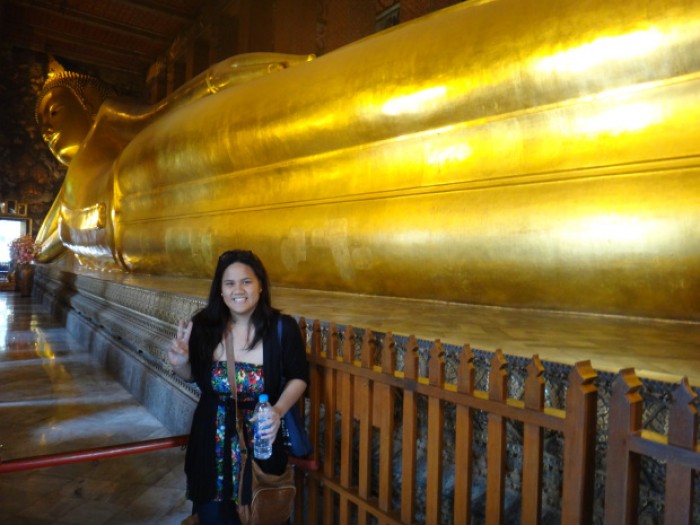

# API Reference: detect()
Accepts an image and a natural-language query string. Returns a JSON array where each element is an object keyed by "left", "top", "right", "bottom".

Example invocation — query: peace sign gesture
[{"left": 169, "top": 320, "right": 193, "bottom": 379}]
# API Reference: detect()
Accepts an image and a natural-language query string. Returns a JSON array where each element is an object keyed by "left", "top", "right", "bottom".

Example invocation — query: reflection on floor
[{"left": 0, "top": 293, "right": 190, "bottom": 525}]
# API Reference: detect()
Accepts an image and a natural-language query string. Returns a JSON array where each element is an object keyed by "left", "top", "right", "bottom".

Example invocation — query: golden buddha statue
[
  {"left": 35, "top": 0, "right": 700, "bottom": 321},
  {"left": 35, "top": 52, "right": 315, "bottom": 266}
]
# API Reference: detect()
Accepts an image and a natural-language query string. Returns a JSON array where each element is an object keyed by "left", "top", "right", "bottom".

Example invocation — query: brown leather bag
[
  {"left": 236, "top": 453, "right": 295, "bottom": 525},
  {"left": 226, "top": 332, "right": 296, "bottom": 525}
]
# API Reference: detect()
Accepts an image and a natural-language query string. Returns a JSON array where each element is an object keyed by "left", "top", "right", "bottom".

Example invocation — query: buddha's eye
[{"left": 48, "top": 104, "right": 63, "bottom": 119}]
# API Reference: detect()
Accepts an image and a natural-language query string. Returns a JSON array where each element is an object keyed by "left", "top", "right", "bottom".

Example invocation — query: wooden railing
[
  {"left": 604, "top": 370, "right": 699, "bottom": 525},
  {"left": 292, "top": 318, "right": 699, "bottom": 525}
]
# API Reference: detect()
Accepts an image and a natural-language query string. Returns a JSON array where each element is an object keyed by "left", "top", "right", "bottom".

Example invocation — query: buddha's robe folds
[{"left": 47, "top": 0, "right": 700, "bottom": 320}]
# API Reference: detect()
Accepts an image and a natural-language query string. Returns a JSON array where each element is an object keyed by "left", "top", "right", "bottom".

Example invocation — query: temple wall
[
  {"left": 147, "top": 0, "right": 464, "bottom": 102},
  {"left": 0, "top": 50, "right": 66, "bottom": 238}
]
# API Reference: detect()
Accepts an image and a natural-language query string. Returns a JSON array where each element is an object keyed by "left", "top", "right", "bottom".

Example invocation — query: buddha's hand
[{"left": 169, "top": 320, "right": 192, "bottom": 368}]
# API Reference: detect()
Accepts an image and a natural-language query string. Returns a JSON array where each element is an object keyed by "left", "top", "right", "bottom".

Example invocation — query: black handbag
[
  {"left": 277, "top": 318, "right": 313, "bottom": 457},
  {"left": 281, "top": 405, "right": 313, "bottom": 457}
]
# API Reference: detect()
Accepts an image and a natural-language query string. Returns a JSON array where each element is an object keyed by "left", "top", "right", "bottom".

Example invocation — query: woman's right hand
[{"left": 169, "top": 320, "right": 192, "bottom": 368}]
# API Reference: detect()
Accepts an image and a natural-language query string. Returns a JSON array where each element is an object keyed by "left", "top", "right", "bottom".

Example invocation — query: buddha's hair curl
[{"left": 35, "top": 71, "right": 116, "bottom": 124}]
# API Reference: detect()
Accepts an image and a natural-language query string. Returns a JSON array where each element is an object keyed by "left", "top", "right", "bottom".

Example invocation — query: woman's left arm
[
  {"left": 261, "top": 379, "right": 307, "bottom": 443},
  {"left": 274, "top": 378, "right": 308, "bottom": 417},
  {"left": 260, "top": 316, "right": 309, "bottom": 442}
]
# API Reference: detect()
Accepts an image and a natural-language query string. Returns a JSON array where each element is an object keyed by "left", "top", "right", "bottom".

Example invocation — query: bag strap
[{"left": 277, "top": 317, "right": 284, "bottom": 389}]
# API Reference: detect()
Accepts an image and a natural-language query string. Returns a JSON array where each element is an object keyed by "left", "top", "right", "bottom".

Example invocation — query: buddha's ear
[{"left": 83, "top": 87, "right": 107, "bottom": 117}]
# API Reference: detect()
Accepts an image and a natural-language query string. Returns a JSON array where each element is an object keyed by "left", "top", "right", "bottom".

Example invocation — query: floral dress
[{"left": 211, "top": 361, "right": 264, "bottom": 503}]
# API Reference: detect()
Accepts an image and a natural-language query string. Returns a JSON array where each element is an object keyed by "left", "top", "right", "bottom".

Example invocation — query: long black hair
[{"left": 190, "top": 249, "right": 280, "bottom": 369}]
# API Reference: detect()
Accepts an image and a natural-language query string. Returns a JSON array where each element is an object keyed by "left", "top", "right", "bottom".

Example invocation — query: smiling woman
[
  {"left": 221, "top": 263, "right": 263, "bottom": 339},
  {"left": 167, "top": 249, "right": 308, "bottom": 524}
]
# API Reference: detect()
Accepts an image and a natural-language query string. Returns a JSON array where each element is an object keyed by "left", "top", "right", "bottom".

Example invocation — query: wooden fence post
[
  {"left": 522, "top": 355, "right": 545, "bottom": 525},
  {"left": 663, "top": 378, "right": 698, "bottom": 525},
  {"left": 603, "top": 368, "right": 642, "bottom": 525},
  {"left": 339, "top": 325, "right": 356, "bottom": 523},
  {"left": 357, "top": 329, "right": 375, "bottom": 524},
  {"left": 322, "top": 322, "right": 339, "bottom": 524},
  {"left": 377, "top": 333, "right": 397, "bottom": 524},
  {"left": 562, "top": 360, "right": 597, "bottom": 525},
  {"left": 453, "top": 344, "right": 474, "bottom": 525},
  {"left": 401, "top": 336, "right": 420, "bottom": 523},
  {"left": 486, "top": 350, "right": 508, "bottom": 525},
  {"left": 426, "top": 340, "right": 446, "bottom": 524},
  {"left": 304, "top": 319, "right": 322, "bottom": 525}
]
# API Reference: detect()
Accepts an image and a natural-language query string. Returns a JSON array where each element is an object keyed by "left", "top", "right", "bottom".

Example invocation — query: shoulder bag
[{"left": 226, "top": 331, "right": 296, "bottom": 525}]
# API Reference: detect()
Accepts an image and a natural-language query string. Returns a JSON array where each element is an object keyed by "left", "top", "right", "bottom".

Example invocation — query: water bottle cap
[{"left": 259, "top": 394, "right": 269, "bottom": 403}]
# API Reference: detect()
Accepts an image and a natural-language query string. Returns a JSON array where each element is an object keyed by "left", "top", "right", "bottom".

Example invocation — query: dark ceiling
[{"left": 1, "top": 0, "right": 208, "bottom": 84}]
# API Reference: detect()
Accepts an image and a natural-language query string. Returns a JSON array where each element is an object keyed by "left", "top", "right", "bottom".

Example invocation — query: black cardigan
[{"left": 184, "top": 313, "right": 308, "bottom": 504}]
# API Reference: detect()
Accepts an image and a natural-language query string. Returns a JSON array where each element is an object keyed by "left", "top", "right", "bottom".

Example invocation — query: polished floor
[{"left": 0, "top": 292, "right": 190, "bottom": 525}]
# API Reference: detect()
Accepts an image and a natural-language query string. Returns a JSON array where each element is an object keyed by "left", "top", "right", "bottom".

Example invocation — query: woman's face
[
  {"left": 36, "top": 86, "right": 93, "bottom": 166},
  {"left": 221, "top": 262, "right": 262, "bottom": 318}
]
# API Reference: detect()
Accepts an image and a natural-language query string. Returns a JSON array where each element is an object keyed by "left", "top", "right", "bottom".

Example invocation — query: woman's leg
[{"left": 192, "top": 500, "right": 241, "bottom": 525}]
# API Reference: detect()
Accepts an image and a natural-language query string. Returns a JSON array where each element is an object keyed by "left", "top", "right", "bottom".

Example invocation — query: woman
[{"left": 169, "top": 249, "right": 309, "bottom": 524}]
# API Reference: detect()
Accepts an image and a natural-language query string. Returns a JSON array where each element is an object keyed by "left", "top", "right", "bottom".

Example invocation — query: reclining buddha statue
[{"left": 35, "top": 0, "right": 700, "bottom": 321}]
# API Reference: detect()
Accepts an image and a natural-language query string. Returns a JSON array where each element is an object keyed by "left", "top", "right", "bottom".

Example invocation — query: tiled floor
[{"left": 0, "top": 292, "right": 191, "bottom": 525}]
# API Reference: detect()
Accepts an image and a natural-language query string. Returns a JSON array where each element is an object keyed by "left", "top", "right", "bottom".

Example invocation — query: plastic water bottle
[{"left": 253, "top": 393, "right": 273, "bottom": 459}]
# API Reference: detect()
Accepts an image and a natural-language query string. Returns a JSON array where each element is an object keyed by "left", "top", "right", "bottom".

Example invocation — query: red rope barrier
[{"left": 0, "top": 435, "right": 189, "bottom": 474}]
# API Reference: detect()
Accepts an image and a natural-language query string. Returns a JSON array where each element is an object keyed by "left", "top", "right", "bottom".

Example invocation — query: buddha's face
[{"left": 36, "top": 86, "right": 94, "bottom": 166}]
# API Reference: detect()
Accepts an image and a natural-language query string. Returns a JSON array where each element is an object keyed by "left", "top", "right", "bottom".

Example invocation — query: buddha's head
[{"left": 35, "top": 58, "right": 115, "bottom": 166}]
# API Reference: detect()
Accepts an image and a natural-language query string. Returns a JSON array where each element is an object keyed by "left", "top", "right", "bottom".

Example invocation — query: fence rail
[
  {"left": 294, "top": 318, "right": 700, "bottom": 525},
  {"left": 604, "top": 370, "right": 698, "bottom": 525}
]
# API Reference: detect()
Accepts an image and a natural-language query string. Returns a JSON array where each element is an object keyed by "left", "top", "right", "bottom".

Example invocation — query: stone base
[{"left": 33, "top": 264, "right": 203, "bottom": 435}]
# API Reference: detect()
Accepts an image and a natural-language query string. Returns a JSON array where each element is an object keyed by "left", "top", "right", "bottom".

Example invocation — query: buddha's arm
[
  {"left": 35, "top": 185, "right": 65, "bottom": 262},
  {"left": 92, "top": 52, "right": 316, "bottom": 140},
  {"left": 160, "top": 52, "right": 314, "bottom": 115}
]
